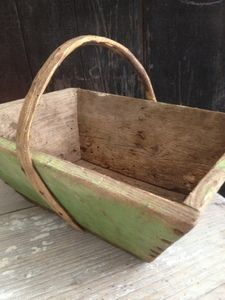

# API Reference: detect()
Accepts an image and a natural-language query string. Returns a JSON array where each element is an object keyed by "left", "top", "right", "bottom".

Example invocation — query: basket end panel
[
  {"left": 184, "top": 153, "right": 225, "bottom": 211},
  {"left": 0, "top": 88, "right": 81, "bottom": 163}
]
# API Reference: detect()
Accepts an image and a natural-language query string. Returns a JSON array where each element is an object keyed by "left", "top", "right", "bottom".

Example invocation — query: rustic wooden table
[{"left": 0, "top": 179, "right": 225, "bottom": 300}]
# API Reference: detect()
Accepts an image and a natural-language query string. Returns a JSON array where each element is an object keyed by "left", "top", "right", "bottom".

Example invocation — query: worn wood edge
[
  {"left": 2, "top": 88, "right": 68, "bottom": 111},
  {"left": 184, "top": 153, "right": 225, "bottom": 211},
  {"left": 76, "top": 159, "right": 186, "bottom": 203},
  {"left": 0, "top": 138, "right": 198, "bottom": 232},
  {"left": 0, "top": 88, "right": 74, "bottom": 109},
  {"left": 77, "top": 87, "right": 225, "bottom": 117}
]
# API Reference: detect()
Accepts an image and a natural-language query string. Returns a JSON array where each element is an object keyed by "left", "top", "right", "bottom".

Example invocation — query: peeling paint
[
  {"left": 31, "top": 215, "right": 42, "bottom": 221},
  {"left": 0, "top": 258, "right": 9, "bottom": 268},
  {"left": 34, "top": 219, "right": 55, "bottom": 226},
  {"left": 41, "top": 223, "right": 66, "bottom": 232},
  {"left": 30, "top": 233, "right": 49, "bottom": 241},
  {"left": 2, "top": 270, "right": 15, "bottom": 276},
  {"left": 5, "top": 245, "right": 17, "bottom": 254},
  {"left": 25, "top": 271, "right": 33, "bottom": 279},
  {"left": 0, "top": 292, "right": 14, "bottom": 299},
  {"left": 42, "top": 240, "right": 54, "bottom": 246},
  {"left": 31, "top": 247, "right": 41, "bottom": 254},
  {"left": 10, "top": 219, "right": 25, "bottom": 230}
]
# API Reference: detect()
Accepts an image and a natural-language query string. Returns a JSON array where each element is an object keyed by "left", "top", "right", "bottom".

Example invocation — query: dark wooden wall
[{"left": 1, "top": 0, "right": 225, "bottom": 111}]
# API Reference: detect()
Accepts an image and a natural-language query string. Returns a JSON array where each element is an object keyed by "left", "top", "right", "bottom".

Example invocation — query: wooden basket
[{"left": 0, "top": 35, "right": 225, "bottom": 261}]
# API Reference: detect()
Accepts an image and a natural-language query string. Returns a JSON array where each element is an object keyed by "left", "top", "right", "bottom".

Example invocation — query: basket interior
[{"left": 1, "top": 88, "right": 225, "bottom": 203}]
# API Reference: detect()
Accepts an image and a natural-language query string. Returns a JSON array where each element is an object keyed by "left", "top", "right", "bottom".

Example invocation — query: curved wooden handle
[{"left": 16, "top": 35, "right": 156, "bottom": 229}]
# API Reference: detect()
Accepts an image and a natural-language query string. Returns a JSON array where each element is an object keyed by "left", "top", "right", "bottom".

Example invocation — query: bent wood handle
[{"left": 16, "top": 35, "right": 156, "bottom": 230}]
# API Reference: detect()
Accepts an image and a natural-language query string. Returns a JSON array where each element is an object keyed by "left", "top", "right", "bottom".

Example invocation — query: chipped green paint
[
  {"left": 0, "top": 138, "right": 186, "bottom": 261},
  {"left": 216, "top": 159, "right": 225, "bottom": 171}
]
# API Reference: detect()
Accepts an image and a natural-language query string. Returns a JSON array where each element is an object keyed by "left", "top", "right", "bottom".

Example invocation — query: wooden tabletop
[{"left": 0, "top": 179, "right": 225, "bottom": 300}]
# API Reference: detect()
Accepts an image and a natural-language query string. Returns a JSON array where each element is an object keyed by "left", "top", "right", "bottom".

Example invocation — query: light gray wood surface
[
  {"left": 0, "top": 181, "right": 34, "bottom": 215},
  {"left": 0, "top": 179, "right": 225, "bottom": 299}
]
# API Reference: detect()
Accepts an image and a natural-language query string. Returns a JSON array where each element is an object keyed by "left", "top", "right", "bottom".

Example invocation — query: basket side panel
[
  {"left": 77, "top": 89, "right": 225, "bottom": 194},
  {"left": 0, "top": 139, "right": 196, "bottom": 261}
]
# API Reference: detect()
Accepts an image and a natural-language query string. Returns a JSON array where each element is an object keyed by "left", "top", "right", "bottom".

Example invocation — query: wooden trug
[{"left": 0, "top": 36, "right": 225, "bottom": 261}]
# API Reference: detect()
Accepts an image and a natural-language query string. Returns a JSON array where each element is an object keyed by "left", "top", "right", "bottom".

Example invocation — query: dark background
[{"left": 0, "top": 0, "right": 225, "bottom": 193}]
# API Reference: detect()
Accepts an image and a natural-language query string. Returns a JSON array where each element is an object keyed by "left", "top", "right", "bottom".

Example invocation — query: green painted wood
[{"left": 0, "top": 138, "right": 195, "bottom": 261}]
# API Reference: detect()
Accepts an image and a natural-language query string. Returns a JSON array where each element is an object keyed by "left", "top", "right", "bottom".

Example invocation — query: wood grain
[
  {"left": 185, "top": 152, "right": 225, "bottom": 211},
  {"left": 77, "top": 160, "right": 185, "bottom": 203},
  {"left": 1, "top": 87, "right": 224, "bottom": 258},
  {"left": 78, "top": 89, "right": 225, "bottom": 193},
  {"left": 0, "top": 183, "right": 224, "bottom": 299},
  {"left": 143, "top": 0, "right": 225, "bottom": 111},
  {"left": 0, "top": 88, "right": 80, "bottom": 162}
]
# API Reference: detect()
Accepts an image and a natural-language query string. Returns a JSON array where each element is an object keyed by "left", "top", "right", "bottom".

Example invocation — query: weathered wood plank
[
  {"left": 0, "top": 139, "right": 197, "bottom": 261},
  {"left": 78, "top": 89, "right": 225, "bottom": 193},
  {"left": 0, "top": 183, "right": 224, "bottom": 299},
  {"left": 198, "top": 284, "right": 225, "bottom": 300}
]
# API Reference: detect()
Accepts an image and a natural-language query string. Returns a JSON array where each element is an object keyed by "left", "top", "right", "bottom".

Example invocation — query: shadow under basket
[{"left": 1, "top": 87, "right": 225, "bottom": 261}]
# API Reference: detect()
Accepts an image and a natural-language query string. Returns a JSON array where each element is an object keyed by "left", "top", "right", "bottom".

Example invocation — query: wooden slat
[
  {"left": 0, "top": 181, "right": 224, "bottom": 299},
  {"left": 15, "top": 0, "right": 86, "bottom": 91},
  {"left": 198, "top": 284, "right": 225, "bottom": 300},
  {"left": 73, "top": 0, "right": 144, "bottom": 98},
  {"left": 0, "top": 0, "right": 32, "bottom": 103},
  {"left": 143, "top": 0, "right": 225, "bottom": 111}
]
